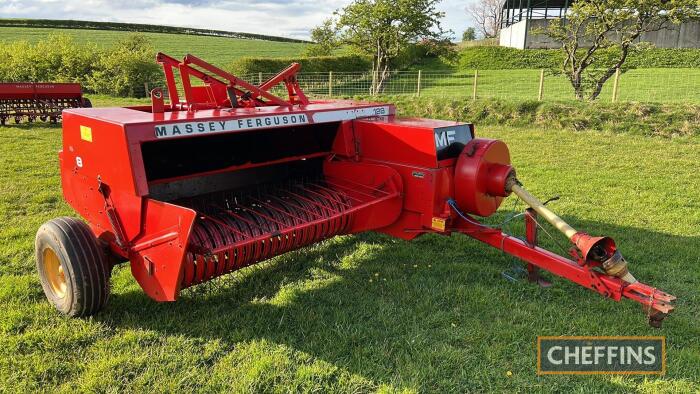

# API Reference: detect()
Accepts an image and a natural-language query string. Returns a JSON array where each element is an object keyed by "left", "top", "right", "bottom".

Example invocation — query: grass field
[
  {"left": 419, "top": 68, "right": 700, "bottom": 103},
  {"left": 0, "top": 27, "right": 308, "bottom": 67},
  {"left": 0, "top": 96, "right": 698, "bottom": 392}
]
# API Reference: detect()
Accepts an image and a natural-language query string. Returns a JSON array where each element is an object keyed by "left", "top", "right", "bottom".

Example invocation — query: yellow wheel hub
[{"left": 43, "top": 248, "right": 67, "bottom": 298}]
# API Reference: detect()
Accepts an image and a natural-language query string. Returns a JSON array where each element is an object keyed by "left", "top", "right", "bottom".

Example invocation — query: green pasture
[
  {"left": 376, "top": 69, "right": 700, "bottom": 103},
  {"left": 0, "top": 27, "right": 308, "bottom": 67},
  {"left": 0, "top": 96, "right": 698, "bottom": 392},
  {"left": 422, "top": 68, "right": 700, "bottom": 103},
  {"left": 279, "top": 68, "right": 700, "bottom": 104}
]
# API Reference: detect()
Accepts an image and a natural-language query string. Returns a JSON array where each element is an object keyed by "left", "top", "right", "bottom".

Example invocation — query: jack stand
[{"left": 524, "top": 208, "right": 552, "bottom": 288}]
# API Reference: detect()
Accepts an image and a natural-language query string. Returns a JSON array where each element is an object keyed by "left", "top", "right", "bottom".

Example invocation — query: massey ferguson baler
[{"left": 35, "top": 53, "right": 675, "bottom": 326}]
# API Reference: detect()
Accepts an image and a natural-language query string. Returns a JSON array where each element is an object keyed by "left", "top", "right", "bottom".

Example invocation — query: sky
[{"left": 0, "top": 0, "right": 474, "bottom": 40}]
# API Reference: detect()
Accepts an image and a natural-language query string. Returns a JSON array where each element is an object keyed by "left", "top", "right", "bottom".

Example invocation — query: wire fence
[{"left": 139, "top": 68, "right": 700, "bottom": 104}]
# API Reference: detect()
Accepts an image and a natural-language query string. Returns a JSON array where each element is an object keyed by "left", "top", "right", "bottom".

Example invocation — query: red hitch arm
[
  {"left": 183, "top": 54, "right": 292, "bottom": 107},
  {"left": 450, "top": 181, "right": 676, "bottom": 327},
  {"left": 453, "top": 218, "right": 675, "bottom": 327}
]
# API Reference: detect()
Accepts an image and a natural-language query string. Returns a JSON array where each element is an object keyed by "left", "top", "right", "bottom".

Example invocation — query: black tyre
[
  {"left": 35, "top": 217, "right": 111, "bottom": 317},
  {"left": 82, "top": 98, "right": 92, "bottom": 108}
]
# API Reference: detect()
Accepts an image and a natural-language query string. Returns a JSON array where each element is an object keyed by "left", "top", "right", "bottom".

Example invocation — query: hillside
[
  {"left": 0, "top": 26, "right": 309, "bottom": 67},
  {"left": 0, "top": 19, "right": 307, "bottom": 43}
]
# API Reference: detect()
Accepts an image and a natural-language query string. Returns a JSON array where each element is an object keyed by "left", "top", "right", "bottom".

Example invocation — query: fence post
[
  {"left": 611, "top": 68, "right": 621, "bottom": 103},
  {"left": 328, "top": 71, "right": 333, "bottom": 97},
  {"left": 144, "top": 82, "right": 149, "bottom": 97},
  {"left": 472, "top": 70, "right": 479, "bottom": 100},
  {"left": 258, "top": 72, "right": 263, "bottom": 85},
  {"left": 416, "top": 70, "right": 422, "bottom": 97},
  {"left": 538, "top": 69, "right": 545, "bottom": 101}
]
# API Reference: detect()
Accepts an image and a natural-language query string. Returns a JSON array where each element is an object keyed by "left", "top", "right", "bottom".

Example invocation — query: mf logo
[{"left": 434, "top": 129, "right": 457, "bottom": 148}]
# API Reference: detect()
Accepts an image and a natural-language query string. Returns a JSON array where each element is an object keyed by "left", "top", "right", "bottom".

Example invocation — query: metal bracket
[
  {"left": 524, "top": 208, "right": 552, "bottom": 287},
  {"left": 97, "top": 176, "right": 129, "bottom": 250},
  {"left": 151, "top": 88, "right": 165, "bottom": 113}
]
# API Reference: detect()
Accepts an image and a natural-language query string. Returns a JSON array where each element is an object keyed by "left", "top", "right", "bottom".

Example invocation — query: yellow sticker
[
  {"left": 431, "top": 217, "right": 446, "bottom": 231},
  {"left": 80, "top": 125, "right": 92, "bottom": 142}
]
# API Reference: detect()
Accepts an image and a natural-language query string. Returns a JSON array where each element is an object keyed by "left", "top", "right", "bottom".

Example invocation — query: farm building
[{"left": 499, "top": 0, "right": 700, "bottom": 49}]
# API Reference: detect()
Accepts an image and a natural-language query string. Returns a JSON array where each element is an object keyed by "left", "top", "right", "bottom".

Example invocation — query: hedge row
[
  {"left": 228, "top": 55, "right": 372, "bottom": 75},
  {"left": 458, "top": 46, "right": 700, "bottom": 70},
  {"left": 227, "top": 43, "right": 431, "bottom": 75},
  {"left": 0, "top": 34, "right": 162, "bottom": 97},
  {"left": 383, "top": 96, "right": 699, "bottom": 138}
]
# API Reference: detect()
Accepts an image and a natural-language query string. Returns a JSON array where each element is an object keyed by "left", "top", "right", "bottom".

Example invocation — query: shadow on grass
[
  {"left": 98, "top": 215, "right": 700, "bottom": 391},
  {"left": 0, "top": 121, "right": 63, "bottom": 130}
]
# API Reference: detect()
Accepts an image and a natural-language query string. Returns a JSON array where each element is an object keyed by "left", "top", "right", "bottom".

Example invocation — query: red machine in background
[
  {"left": 34, "top": 53, "right": 674, "bottom": 327},
  {"left": 0, "top": 82, "right": 91, "bottom": 125}
]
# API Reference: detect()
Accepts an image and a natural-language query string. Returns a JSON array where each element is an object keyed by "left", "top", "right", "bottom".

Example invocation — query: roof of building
[{"left": 502, "top": 0, "right": 572, "bottom": 9}]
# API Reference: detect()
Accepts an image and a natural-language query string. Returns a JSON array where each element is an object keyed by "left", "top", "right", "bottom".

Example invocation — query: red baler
[{"left": 35, "top": 54, "right": 674, "bottom": 326}]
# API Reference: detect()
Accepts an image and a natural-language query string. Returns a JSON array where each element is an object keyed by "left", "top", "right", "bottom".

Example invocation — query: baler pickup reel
[
  {"left": 154, "top": 52, "right": 308, "bottom": 112},
  {"left": 450, "top": 139, "right": 675, "bottom": 327}
]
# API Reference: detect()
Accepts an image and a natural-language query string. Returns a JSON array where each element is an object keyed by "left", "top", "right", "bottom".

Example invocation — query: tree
[
  {"left": 462, "top": 27, "right": 477, "bottom": 41},
  {"left": 334, "top": 0, "right": 448, "bottom": 92},
  {"left": 466, "top": 0, "right": 503, "bottom": 38},
  {"left": 304, "top": 19, "right": 338, "bottom": 57},
  {"left": 86, "top": 34, "right": 162, "bottom": 97},
  {"left": 545, "top": 0, "right": 699, "bottom": 100},
  {"left": 0, "top": 34, "right": 97, "bottom": 83}
]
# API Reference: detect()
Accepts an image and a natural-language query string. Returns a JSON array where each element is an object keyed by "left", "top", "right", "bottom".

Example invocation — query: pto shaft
[
  {"left": 507, "top": 180, "right": 637, "bottom": 284},
  {"left": 509, "top": 184, "right": 578, "bottom": 240}
]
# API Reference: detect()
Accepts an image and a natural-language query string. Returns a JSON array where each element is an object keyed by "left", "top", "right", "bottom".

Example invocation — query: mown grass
[
  {"left": 0, "top": 98, "right": 699, "bottom": 392},
  {"left": 0, "top": 27, "right": 308, "bottom": 67}
]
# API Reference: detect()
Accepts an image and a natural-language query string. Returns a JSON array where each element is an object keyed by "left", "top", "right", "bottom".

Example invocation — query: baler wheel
[{"left": 35, "top": 217, "right": 111, "bottom": 317}]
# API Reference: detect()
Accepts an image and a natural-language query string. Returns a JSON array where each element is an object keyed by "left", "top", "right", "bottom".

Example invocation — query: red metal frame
[
  {"left": 450, "top": 215, "right": 675, "bottom": 323},
  {"left": 55, "top": 53, "right": 675, "bottom": 326},
  {"left": 156, "top": 52, "right": 308, "bottom": 112},
  {"left": 524, "top": 208, "right": 550, "bottom": 286}
]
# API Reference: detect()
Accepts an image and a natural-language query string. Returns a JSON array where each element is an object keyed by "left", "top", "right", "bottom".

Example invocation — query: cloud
[{"left": 0, "top": 0, "right": 471, "bottom": 40}]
